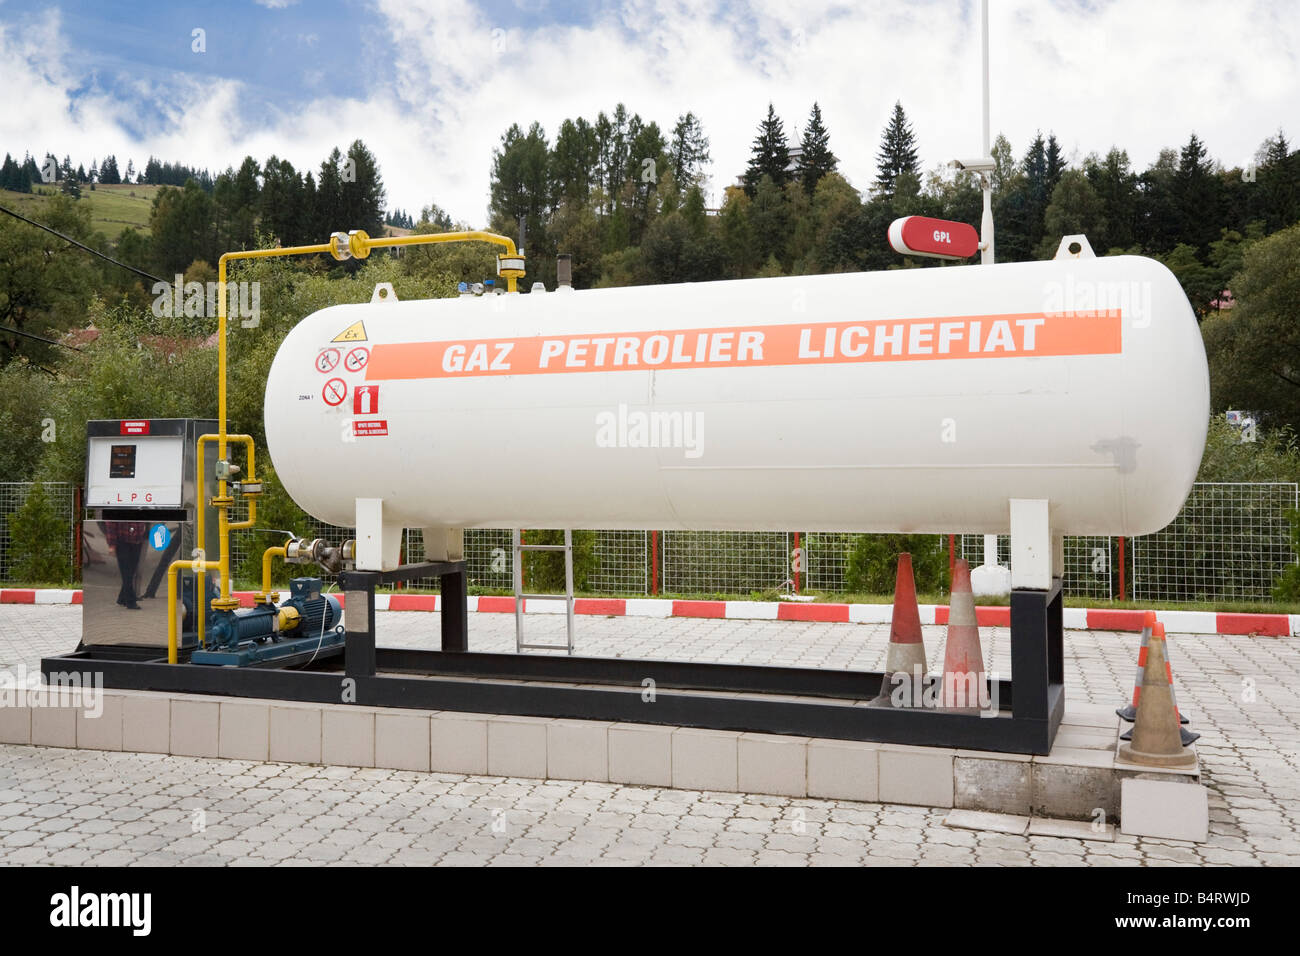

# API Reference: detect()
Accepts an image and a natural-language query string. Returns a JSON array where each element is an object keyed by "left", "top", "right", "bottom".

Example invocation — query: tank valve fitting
[
  {"left": 284, "top": 537, "right": 343, "bottom": 574},
  {"left": 285, "top": 537, "right": 323, "bottom": 564}
]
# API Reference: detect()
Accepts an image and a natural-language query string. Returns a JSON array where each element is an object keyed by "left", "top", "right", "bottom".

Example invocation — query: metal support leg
[
  {"left": 344, "top": 576, "right": 377, "bottom": 677},
  {"left": 440, "top": 567, "right": 468, "bottom": 653},
  {"left": 1009, "top": 579, "right": 1065, "bottom": 751}
]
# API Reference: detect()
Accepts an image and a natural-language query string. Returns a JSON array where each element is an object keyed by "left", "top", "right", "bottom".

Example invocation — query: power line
[
  {"left": 0, "top": 201, "right": 165, "bottom": 284},
  {"left": 0, "top": 324, "right": 82, "bottom": 352}
]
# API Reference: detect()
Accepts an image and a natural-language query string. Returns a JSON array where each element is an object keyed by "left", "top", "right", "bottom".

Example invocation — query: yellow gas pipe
[
  {"left": 166, "top": 229, "right": 524, "bottom": 662},
  {"left": 258, "top": 546, "right": 286, "bottom": 603}
]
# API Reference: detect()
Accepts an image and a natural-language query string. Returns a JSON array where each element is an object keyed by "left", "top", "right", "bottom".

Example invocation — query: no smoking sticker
[
  {"left": 344, "top": 347, "right": 370, "bottom": 373},
  {"left": 322, "top": 378, "right": 348, "bottom": 407},
  {"left": 316, "top": 348, "right": 341, "bottom": 373}
]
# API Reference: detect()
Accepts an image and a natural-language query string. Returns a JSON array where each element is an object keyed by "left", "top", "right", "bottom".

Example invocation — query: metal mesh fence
[
  {"left": 803, "top": 532, "right": 862, "bottom": 592},
  {"left": 587, "top": 531, "right": 649, "bottom": 594},
  {"left": 661, "top": 531, "right": 793, "bottom": 595},
  {"left": 2, "top": 482, "right": 1296, "bottom": 602},
  {"left": 0, "top": 482, "right": 77, "bottom": 583},
  {"left": 1132, "top": 482, "right": 1298, "bottom": 603}
]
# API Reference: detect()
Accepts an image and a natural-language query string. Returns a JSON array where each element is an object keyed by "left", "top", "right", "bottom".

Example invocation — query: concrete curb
[{"left": 4, "top": 588, "right": 1294, "bottom": 635}]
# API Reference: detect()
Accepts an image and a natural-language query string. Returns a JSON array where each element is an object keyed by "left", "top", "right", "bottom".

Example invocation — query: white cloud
[{"left": 1, "top": 1, "right": 1296, "bottom": 229}]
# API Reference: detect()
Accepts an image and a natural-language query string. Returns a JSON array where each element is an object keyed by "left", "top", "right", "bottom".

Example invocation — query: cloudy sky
[{"left": 1, "top": 0, "right": 1295, "bottom": 225}]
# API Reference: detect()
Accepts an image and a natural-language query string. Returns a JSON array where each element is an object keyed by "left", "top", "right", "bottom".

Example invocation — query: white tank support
[
  {"left": 355, "top": 497, "right": 402, "bottom": 571},
  {"left": 422, "top": 527, "right": 464, "bottom": 562},
  {"left": 1010, "top": 498, "right": 1052, "bottom": 590},
  {"left": 970, "top": 534, "right": 1011, "bottom": 596}
]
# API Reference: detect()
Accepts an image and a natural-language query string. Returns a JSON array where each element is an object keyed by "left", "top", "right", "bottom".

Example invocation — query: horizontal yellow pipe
[{"left": 372, "top": 230, "right": 518, "bottom": 256}]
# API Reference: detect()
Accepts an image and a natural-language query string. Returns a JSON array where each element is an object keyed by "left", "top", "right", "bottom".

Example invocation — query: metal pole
[{"left": 980, "top": 0, "right": 995, "bottom": 266}]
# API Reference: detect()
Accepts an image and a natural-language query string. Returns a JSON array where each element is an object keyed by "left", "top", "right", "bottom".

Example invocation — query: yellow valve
[{"left": 348, "top": 230, "right": 371, "bottom": 260}]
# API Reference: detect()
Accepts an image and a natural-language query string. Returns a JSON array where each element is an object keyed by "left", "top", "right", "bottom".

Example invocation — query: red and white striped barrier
[{"left": 1, "top": 589, "right": 1293, "bottom": 636}]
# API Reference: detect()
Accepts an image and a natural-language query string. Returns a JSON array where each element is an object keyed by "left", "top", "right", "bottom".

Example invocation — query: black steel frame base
[{"left": 42, "top": 564, "right": 1066, "bottom": 755}]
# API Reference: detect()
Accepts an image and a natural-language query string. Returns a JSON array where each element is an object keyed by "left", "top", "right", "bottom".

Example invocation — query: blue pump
[{"left": 190, "top": 577, "right": 345, "bottom": 666}]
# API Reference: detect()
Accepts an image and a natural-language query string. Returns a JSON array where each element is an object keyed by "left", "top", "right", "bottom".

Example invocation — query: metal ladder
[{"left": 513, "top": 528, "right": 575, "bottom": 654}]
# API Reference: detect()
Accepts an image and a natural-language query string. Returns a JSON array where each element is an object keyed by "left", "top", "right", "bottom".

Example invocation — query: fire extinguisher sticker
[{"left": 353, "top": 385, "right": 379, "bottom": 415}]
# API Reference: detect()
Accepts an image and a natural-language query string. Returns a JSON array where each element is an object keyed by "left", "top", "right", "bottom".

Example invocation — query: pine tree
[
  {"left": 1045, "top": 133, "right": 1065, "bottom": 191},
  {"left": 1021, "top": 132, "right": 1050, "bottom": 250},
  {"left": 670, "top": 111, "right": 711, "bottom": 187},
  {"left": 873, "top": 101, "right": 919, "bottom": 197},
  {"left": 743, "top": 103, "right": 791, "bottom": 196},
  {"left": 99, "top": 155, "right": 121, "bottom": 185},
  {"left": 797, "top": 102, "right": 837, "bottom": 195}
]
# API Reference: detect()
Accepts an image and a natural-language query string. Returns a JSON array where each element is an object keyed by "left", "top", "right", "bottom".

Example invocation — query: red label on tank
[
  {"left": 354, "top": 385, "right": 379, "bottom": 415},
  {"left": 353, "top": 419, "right": 388, "bottom": 437},
  {"left": 120, "top": 420, "right": 150, "bottom": 435}
]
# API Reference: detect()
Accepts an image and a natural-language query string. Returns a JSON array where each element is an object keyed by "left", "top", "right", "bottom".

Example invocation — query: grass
[{"left": 0, "top": 183, "right": 160, "bottom": 236}]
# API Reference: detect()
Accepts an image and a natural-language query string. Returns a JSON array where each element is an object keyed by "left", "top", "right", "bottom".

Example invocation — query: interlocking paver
[{"left": 2, "top": 605, "right": 1298, "bottom": 865}]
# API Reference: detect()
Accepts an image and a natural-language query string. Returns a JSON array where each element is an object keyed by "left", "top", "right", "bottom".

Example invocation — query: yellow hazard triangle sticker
[{"left": 332, "top": 320, "right": 367, "bottom": 343}]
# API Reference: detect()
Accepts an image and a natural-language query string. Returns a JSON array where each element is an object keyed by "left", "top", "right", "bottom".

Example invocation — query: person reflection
[{"left": 105, "top": 520, "right": 146, "bottom": 610}]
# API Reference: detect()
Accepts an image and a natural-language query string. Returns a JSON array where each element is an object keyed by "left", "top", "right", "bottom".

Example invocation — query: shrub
[
  {"left": 844, "top": 533, "right": 948, "bottom": 594},
  {"left": 6, "top": 483, "right": 72, "bottom": 584}
]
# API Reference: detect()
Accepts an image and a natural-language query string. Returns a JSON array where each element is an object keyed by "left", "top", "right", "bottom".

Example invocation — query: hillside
[{"left": 0, "top": 182, "right": 159, "bottom": 236}]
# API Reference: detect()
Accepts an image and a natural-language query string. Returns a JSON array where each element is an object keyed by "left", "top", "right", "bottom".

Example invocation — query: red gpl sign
[{"left": 888, "top": 216, "right": 980, "bottom": 260}]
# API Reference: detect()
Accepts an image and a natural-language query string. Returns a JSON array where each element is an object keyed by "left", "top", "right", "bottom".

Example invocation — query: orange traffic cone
[
  {"left": 1118, "top": 615, "right": 1196, "bottom": 745},
  {"left": 868, "top": 553, "right": 927, "bottom": 708},
  {"left": 1116, "top": 626, "right": 1197, "bottom": 768},
  {"left": 941, "top": 559, "right": 986, "bottom": 711}
]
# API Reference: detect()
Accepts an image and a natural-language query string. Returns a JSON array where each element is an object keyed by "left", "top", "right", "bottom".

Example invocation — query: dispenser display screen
[{"left": 109, "top": 444, "right": 137, "bottom": 479}]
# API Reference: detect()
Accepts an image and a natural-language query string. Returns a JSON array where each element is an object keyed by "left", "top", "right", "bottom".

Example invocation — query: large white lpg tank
[{"left": 264, "top": 254, "right": 1209, "bottom": 536}]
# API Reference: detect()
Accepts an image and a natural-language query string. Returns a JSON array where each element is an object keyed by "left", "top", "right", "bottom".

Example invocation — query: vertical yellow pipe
[{"left": 218, "top": 256, "right": 230, "bottom": 606}]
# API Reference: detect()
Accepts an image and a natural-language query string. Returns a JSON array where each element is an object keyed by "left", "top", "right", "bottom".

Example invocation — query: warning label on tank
[
  {"left": 364, "top": 311, "right": 1123, "bottom": 381},
  {"left": 332, "top": 320, "right": 367, "bottom": 343},
  {"left": 353, "top": 419, "right": 388, "bottom": 437}
]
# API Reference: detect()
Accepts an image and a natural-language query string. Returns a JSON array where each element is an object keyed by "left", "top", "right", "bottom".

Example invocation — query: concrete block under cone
[
  {"left": 868, "top": 553, "right": 927, "bottom": 708},
  {"left": 941, "top": 558, "right": 987, "bottom": 711},
  {"left": 1117, "top": 631, "right": 1196, "bottom": 769}
]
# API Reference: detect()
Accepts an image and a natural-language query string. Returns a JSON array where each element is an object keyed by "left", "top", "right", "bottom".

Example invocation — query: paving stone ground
[{"left": 2, "top": 605, "right": 1298, "bottom": 866}]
